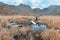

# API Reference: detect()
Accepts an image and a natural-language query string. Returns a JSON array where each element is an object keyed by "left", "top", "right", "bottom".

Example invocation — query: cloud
[
  {"left": 31, "top": 0, "right": 43, "bottom": 8},
  {"left": 15, "top": 0, "right": 24, "bottom": 5},
  {"left": 48, "top": 0, "right": 60, "bottom": 5},
  {"left": 30, "top": 0, "right": 49, "bottom": 9},
  {"left": 0, "top": 0, "right": 60, "bottom": 9},
  {"left": 0, "top": 0, "right": 24, "bottom": 5},
  {"left": 0, "top": 0, "right": 7, "bottom": 2}
]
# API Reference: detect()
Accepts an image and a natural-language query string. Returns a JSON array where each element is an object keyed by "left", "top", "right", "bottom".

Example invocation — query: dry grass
[
  {"left": 41, "top": 29, "right": 60, "bottom": 40},
  {"left": 0, "top": 15, "right": 60, "bottom": 27},
  {"left": 0, "top": 15, "right": 60, "bottom": 40},
  {"left": 39, "top": 16, "right": 60, "bottom": 28}
]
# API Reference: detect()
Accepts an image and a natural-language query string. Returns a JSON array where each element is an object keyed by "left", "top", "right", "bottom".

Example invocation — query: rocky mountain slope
[{"left": 0, "top": 2, "right": 60, "bottom": 16}]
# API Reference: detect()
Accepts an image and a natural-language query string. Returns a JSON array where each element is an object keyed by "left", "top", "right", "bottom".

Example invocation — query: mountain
[
  {"left": 0, "top": 2, "right": 60, "bottom": 16},
  {"left": 41, "top": 5, "right": 60, "bottom": 15},
  {"left": 33, "top": 8, "right": 42, "bottom": 15},
  {"left": 33, "top": 5, "right": 60, "bottom": 15}
]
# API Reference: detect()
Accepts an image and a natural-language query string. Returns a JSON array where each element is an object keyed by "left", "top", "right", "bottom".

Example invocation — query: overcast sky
[{"left": 0, "top": 0, "right": 60, "bottom": 9}]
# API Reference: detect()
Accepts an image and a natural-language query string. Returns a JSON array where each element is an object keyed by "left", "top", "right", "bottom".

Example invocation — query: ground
[{"left": 0, "top": 15, "right": 60, "bottom": 40}]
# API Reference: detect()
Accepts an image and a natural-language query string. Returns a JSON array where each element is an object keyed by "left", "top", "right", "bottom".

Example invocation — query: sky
[{"left": 0, "top": 0, "right": 60, "bottom": 9}]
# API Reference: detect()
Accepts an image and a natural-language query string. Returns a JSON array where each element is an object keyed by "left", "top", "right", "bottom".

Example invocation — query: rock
[{"left": 30, "top": 24, "right": 47, "bottom": 32}]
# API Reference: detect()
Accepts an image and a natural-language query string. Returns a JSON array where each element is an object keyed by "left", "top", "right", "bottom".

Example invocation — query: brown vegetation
[
  {"left": 41, "top": 29, "right": 60, "bottom": 40},
  {"left": 0, "top": 15, "right": 60, "bottom": 40}
]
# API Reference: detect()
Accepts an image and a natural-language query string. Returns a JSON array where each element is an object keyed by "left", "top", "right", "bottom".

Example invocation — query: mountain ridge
[{"left": 0, "top": 2, "right": 60, "bottom": 16}]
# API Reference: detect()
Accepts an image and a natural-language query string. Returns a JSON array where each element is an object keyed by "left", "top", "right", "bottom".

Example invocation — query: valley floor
[{"left": 0, "top": 15, "right": 60, "bottom": 40}]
